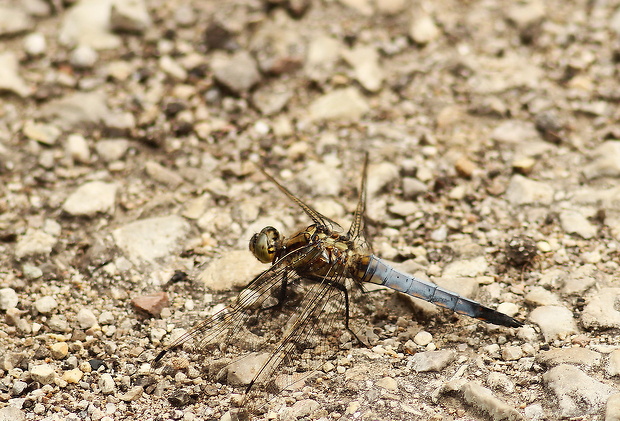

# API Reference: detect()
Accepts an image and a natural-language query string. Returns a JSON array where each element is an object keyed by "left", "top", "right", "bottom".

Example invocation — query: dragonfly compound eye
[{"left": 249, "top": 226, "right": 281, "bottom": 263}]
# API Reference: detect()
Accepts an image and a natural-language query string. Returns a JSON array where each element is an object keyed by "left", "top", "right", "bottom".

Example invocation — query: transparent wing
[
  {"left": 153, "top": 246, "right": 357, "bottom": 397},
  {"left": 346, "top": 152, "right": 373, "bottom": 255},
  {"left": 258, "top": 167, "right": 343, "bottom": 233}
]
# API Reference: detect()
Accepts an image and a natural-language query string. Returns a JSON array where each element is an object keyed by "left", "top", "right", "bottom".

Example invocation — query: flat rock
[
  {"left": 524, "top": 286, "right": 561, "bottom": 306},
  {"left": 15, "top": 229, "right": 58, "bottom": 259},
  {"left": 212, "top": 51, "right": 261, "bottom": 94},
  {"left": 491, "top": 120, "right": 540, "bottom": 144},
  {"left": 39, "top": 92, "right": 112, "bottom": 129},
  {"left": 0, "top": 407, "right": 26, "bottom": 421},
  {"left": 561, "top": 264, "right": 598, "bottom": 295},
  {"left": 0, "top": 6, "right": 34, "bottom": 36},
  {"left": 529, "top": 305, "right": 577, "bottom": 341},
  {"left": 461, "top": 382, "right": 524, "bottom": 421},
  {"left": 409, "top": 13, "right": 440, "bottom": 45},
  {"left": 583, "top": 141, "right": 620, "bottom": 179},
  {"left": 145, "top": 161, "right": 184, "bottom": 188},
  {"left": 559, "top": 210, "right": 597, "bottom": 239},
  {"left": 608, "top": 350, "right": 620, "bottom": 377},
  {"left": 0, "top": 52, "right": 30, "bottom": 97},
  {"left": 110, "top": 0, "right": 151, "bottom": 32},
  {"left": 131, "top": 292, "right": 169, "bottom": 317},
  {"left": 197, "top": 250, "right": 265, "bottom": 291},
  {"left": 63, "top": 181, "right": 118, "bottom": 216},
  {"left": 59, "top": 0, "right": 121, "bottom": 49},
  {"left": 606, "top": 393, "right": 620, "bottom": 421},
  {"left": 442, "top": 256, "right": 488, "bottom": 278},
  {"left": 307, "top": 87, "right": 369, "bottom": 122},
  {"left": 112, "top": 215, "right": 190, "bottom": 266},
  {"left": 543, "top": 364, "right": 616, "bottom": 418},
  {"left": 409, "top": 349, "right": 456, "bottom": 372},
  {"left": 505, "top": 175, "right": 554, "bottom": 205},
  {"left": 536, "top": 348, "right": 601, "bottom": 367},
  {"left": 342, "top": 45, "right": 384, "bottom": 92},
  {"left": 304, "top": 35, "right": 341, "bottom": 82},
  {"left": 225, "top": 352, "right": 270, "bottom": 386},
  {"left": 30, "top": 364, "right": 56, "bottom": 384},
  {"left": 582, "top": 288, "right": 620, "bottom": 329}
]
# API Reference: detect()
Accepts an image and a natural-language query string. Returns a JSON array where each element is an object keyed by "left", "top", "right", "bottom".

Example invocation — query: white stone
[{"left": 63, "top": 181, "right": 118, "bottom": 216}]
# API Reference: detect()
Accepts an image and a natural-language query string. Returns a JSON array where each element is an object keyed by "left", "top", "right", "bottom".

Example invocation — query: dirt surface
[{"left": 1, "top": 0, "right": 620, "bottom": 420}]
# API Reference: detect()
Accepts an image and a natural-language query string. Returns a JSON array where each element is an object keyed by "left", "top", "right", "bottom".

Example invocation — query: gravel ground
[{"left": 1, "top": 0, "right": 620, "bottom": 420}]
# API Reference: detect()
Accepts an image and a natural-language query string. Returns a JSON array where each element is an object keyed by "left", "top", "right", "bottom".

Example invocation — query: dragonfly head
[{"left": 249, "top": 226, "right": 282, "bottom": 264}]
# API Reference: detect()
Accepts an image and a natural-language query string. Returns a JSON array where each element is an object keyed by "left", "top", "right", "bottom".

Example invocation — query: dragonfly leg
[
  {"left": 304, "top": 275, "right": 369, "bottom": 348},
  {"left": 259, "top": 271, "right": 290, "bottom": 312}
]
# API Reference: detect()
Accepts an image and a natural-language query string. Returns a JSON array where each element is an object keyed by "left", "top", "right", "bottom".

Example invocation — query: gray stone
[
  {"left": 66, "top": 134, "right": 91, "bottom": 164},
  {"left": 342, "top": 45, "right": 384, "bottom": 92},
  {"left": 0, "top": 407, "right": 26, "bottom": 421},
  {"left": 70, "top": 45, "right": 98, "bottom": 68},
  {"left": 461, "top": 382, "right": 523, "bottom": 421},
  {"left": 145, "top": 161, "right": 184, "bottom": 188},
  {"left": 442, "top": 256, "right": 488, "bottom": 278},
  {"left": 39, "top": 92, "right": 112, "bottom": 129},
  {"left": 536, "top": 348, "right": 601, "bottom": 367},
  {"left": 63, "top": 181, "right": 118, "bottom": 216},
  {"left": 110, "top": 0, "right": 151, "bottom": 32},
  {"left": 409, "top": 349, "right": 456, "bottom": 372},
  {"left": 119, "top": 386, "right": 143, "bottom": 401},
  {"left": 389, "top": 201, "right": 418, "bottom": 217},
  {"left": 23, "top": 121, "right": 62, "bottom": 146},
  {"left": 59, "top": 0, "right": 121, "bottom": 49},
  {"left": 368, "top": 162, "right": 400, "bottom": 198},
  {"left": 298, "top": 162, "right": 343, "bottom": 196},
  {"left": 307, "top": 87, "right": 369, "bottom": 122},
  {"left": 607, "top": 350, "right": 620, "bottom": 377},
  {"left": 30, "top": 363, "right": 56, "bottom": 384},
  {"left": 505, "top": 2, "right": 546, "bottom": 28},
  {"left": 582, "top": 288, "right": 620, "bottom": 329},
  {"left": 562, "top": 264, "right": 598, "bottom": 295},
  {"left": 409, "top": 13, "right": 440, "bottom": 44},
  {"left": 0, "top": 52, "right": 30, "bottom": 97},
  {"left": 76, "top": 308, "right": 98, "bottom": 329},
  {"left": 212, "top": 51, "right": 261, "bottom": 94},
  {"left": 281, "top": 399, "right": 320, "bottom": 420},
  {"left": 505, "top": 175, "right": 554, "bottom": 205},
  {"left": 35, "top": 296, "right": 58, "bottom": 314},
  {"left": 543, "top": 364, "right": 616, "bottom": 418},
  {"left": 529, "top": 305, "right": 577, "bottom": 341},
  {"left": 99, "top": 373, "right": 116, "bottom": 394},
  {"left": 486, "top": 372, "right": 515, "bottom": 394},
  {"left": 0, "top": 6, "right": 34, "bottom": 36},
  {"left": 198, "top": 250, "right": 265, "bottom": 291},
  {"left": 0, "top": 288, "right": 19, "bottom": 310},
  {"left": 502, "top": 346, "right": 524, "bottom": 361},
  {"left": 337, "top": 0, "right": 372, "bottom": 15},
  {"left": 159, "top": 55, "right": 187, "bottom": 80},
  {"left": 15, "top": 229, "right": 58, "bottom": 259},
  {"left": 112, "top": 215, "right": 190, "bottom": 266},
  {"left": 491, "top": 120, "right": 540, "bottom": 144},
  {"left": 252, "top": 83, "right": 293, "bottom": 116},
  {"left": 402, "top": 177, "right": 427, "bottom": 199},
  {"left": 525, "top": 286, "right": 561, "bottom": 306},
  {"left": 559, "top": 210, "right": 597, "bottom": 239},
  {"left": 225, "top": 352, "right": 270, "bottom": 386},
  {"left": 583, "top": 141, "right": 620, "bottom": 179},
  {"left": 304, "top": 35, "right": 341, "bottom": 82},
  {"left": 96, "top": 138, "right": 129, "bottom": 162},
  {"left": 606, "top": 393, "right": 620, "bottom": 421}
]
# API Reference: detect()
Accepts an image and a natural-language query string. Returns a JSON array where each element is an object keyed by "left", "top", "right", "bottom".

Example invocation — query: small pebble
[
  {"left": 50, "top": 342, "right": 69, "bottom": 359},
  {"left": 62, "top": 368, "right": 83, "bottom": 384},
  {"left": 35, "top": 296, "right": 58, "bottom": 314},
  {"left": 414, "top": 330, "right": 433, "bottom": 346},
  {"left": 24, "top": 32, "right": 46, "bottom": 56},
  {"left": 76, "top": 308, "right": 98, "bottom": 329},
  {"left": 0, "top": 288, "right": 19, "bottom": 310},
  {"left": 30, "top": 363, "right": 56, "bottom": 384},
  {"left": 70, "top": 45, "right": 98, "bottom": 68}
]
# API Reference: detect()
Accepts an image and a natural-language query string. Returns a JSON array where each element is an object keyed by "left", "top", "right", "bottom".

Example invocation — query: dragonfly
[{"left": 153, "top": 155, "right": 522, "bottom": 405}]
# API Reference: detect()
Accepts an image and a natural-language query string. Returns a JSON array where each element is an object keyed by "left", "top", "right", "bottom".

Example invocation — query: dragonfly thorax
[{"left": 249, "top": 226, "right": 283, "bottom": 263}]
